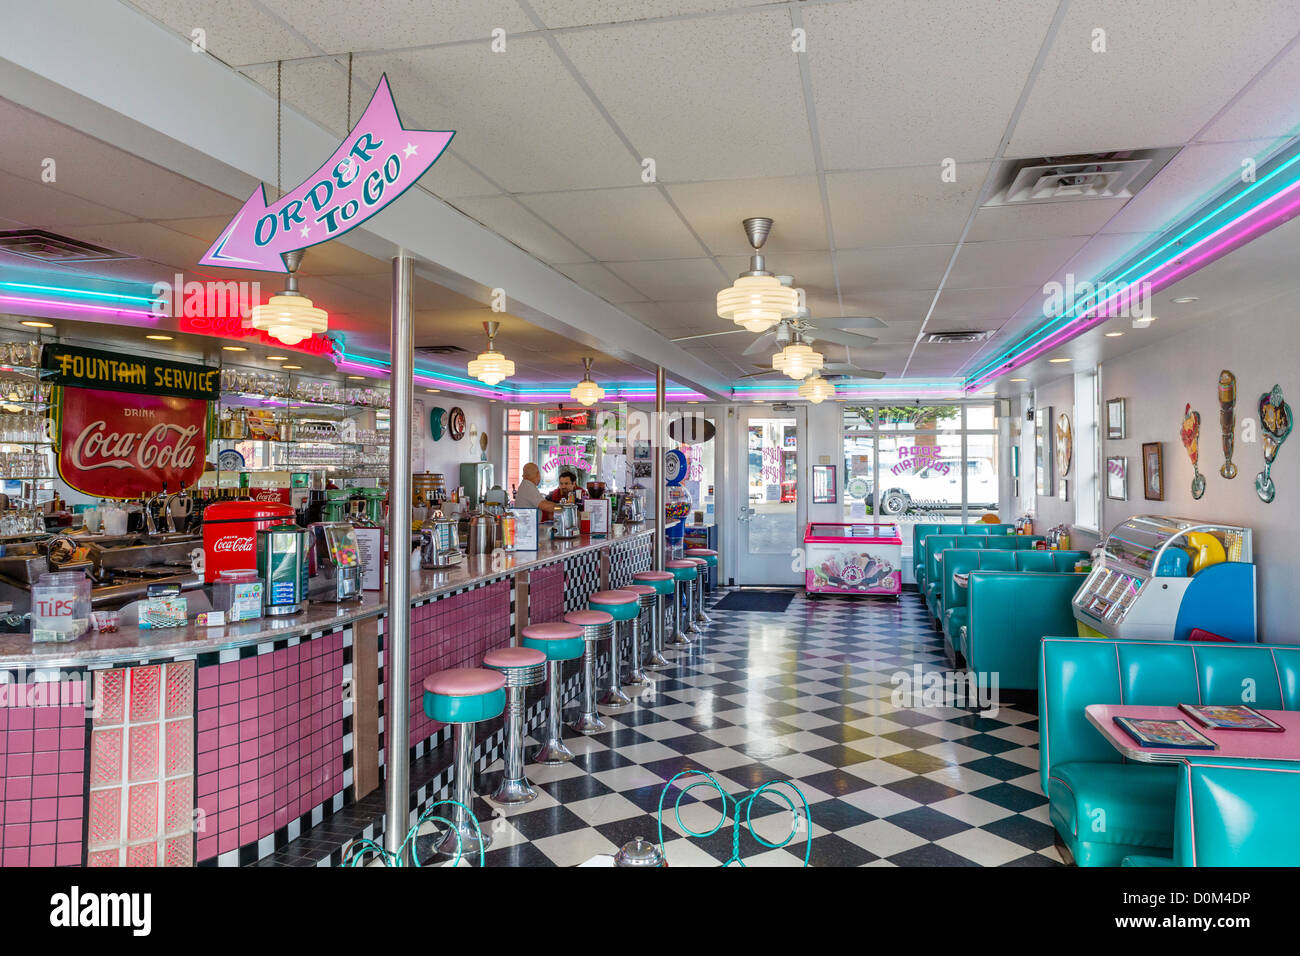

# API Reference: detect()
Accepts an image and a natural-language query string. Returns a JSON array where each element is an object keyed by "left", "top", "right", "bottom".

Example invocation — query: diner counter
[{"left": 0, "top": 524, "right": 655, "bottom": 668}]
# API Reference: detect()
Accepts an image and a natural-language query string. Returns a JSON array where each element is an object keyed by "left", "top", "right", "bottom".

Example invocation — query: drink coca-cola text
[
  {"left": 212, "top": 536, "right": 254, "bottom": 553},
  {"left": 69, "top": 420, "right": 200, "bottom": 472}
]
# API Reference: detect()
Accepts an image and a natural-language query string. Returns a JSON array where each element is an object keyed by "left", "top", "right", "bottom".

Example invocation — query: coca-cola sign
[
  {"left": 57, "top": 387, "right": 208, "bottom": 498},
  {"left": 211, "top": 535, "right": 254, "bottom": 553}
]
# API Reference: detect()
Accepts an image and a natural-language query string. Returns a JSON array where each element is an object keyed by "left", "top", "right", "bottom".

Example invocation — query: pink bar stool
[
  {"left": 664, "top": 559, "right": 699, "bottom": 649},
  {"left": 564, "top": 609, "right": 615, "bottom": 734},
  {"left": 482, "top": 645, "right": 547, "bottom": 805},
  {"left": 632, "top": 570, "right": 674, "bottom": 670},
  {"left": 586, "top": 590, "right": 640, "bottom": 707},
  {"left": 621, "top": 583, "right": 657, "bottom": 686},
  {"left": 422, "top": 667, "right": 507, "bottom": 855},
  {"left": 684, "top": 548, "right": 717, "bottom": 626},
  {"left": 521, "top": 621, "right": 586, "bottom": 764}
]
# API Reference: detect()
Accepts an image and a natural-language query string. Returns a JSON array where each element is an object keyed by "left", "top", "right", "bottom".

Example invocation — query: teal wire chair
[
  {"left": 657, "top": 770, "right": 812, "bottom": 866},
  {"left": 342, "top": 799, "right": 486, "bottom": 867}
]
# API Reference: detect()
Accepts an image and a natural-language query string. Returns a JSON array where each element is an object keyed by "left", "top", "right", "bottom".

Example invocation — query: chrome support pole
[
  {"left": 625, "top": 610, "right": 649, "bottom": 685},
  {"left": 384, "top": 252, "right": 414, "bottom": 861},
  {"left": 534, "top": 661, "right": 575, "bottom": 764},
  {"left": 572, "top": 637, "right": 606, "bottom": 733},
  {"left": 695, "top": 570, "right": 711, "bottom": 626},
  {"left": 490, "top": 685, "right": 536, "bottom": 805},
  {"left": 665, "top": 578, "right": 692, "bottom": 649},
  {"left": 433, "top": 722, "right": 489, "bottom": 856},
  {"left": 599, "top": 621, "right": 631, "bottom": 706},
  {"left": 645, "top": 593, "right": 670, "bottom": 669},
  {"left": 685, "top": 570, "right": 702, "bottom": 635}
]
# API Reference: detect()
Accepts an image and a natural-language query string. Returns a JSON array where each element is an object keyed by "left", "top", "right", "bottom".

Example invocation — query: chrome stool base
[
  {"left": 598, "top": 619, "right": 631, "bottom": 707},
  {"left": 483, "top": 772, "right": 537, "bottom": 806},
  {"left": 571, "top": 712, "right": 607, "bottom": 734},
  {"left": 434, "top": 721, "right": 491, "bottom": 855},
  {"left": 534, "top": 660, "right": 576, "bottom": 764}
]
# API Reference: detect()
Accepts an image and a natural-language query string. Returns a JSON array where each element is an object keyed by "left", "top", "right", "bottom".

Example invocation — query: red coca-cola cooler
[{"left": 202, "top": 501, "right": 295, "bottom": 583}]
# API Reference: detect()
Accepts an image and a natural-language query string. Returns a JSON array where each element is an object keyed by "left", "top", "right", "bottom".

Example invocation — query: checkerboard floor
[{"left": 417, "top": 588, "right": 1066, "bottom": 867}]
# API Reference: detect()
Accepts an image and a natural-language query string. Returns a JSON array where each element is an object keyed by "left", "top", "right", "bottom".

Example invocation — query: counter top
[{"left": 0, "top": 524, "right": 654, "bottom": 669}]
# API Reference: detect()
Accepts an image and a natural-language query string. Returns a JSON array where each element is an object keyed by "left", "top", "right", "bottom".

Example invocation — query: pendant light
[
  {"left": 570, "top": 356, "right": 605, "bottom": 406},
  {"left": 798, "top": 374, "right": 835, "bottom": 404},
  {"left": 771, "top": 331, "right": 823, "bottom": 380},
  {"left": 247, "top": 65, "right": 329, "bottom": 347},
  {"left": 467, "top": 319, "right": 515, "bottom": 386},
  {"left": 248, "top": 249, "right": 328, "bottom": 345},
  {"left": 716, "top": 217, "right": 800, "bottom": 333}
]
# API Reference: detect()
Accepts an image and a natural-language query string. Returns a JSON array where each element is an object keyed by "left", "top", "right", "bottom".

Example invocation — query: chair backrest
[
  {"left": 941, "top": 549, "right": 1016, "bottom": 612},
  {"left": 926, "top": 535, "right": 1001, "bottom": 589},
  {"left": 1174, "top": 760, "right": 1300, "bottom": 866},
  {"left": 1039, "top": 638, "right": 1300, "bottom": 794},
  {"left": 966, "top": 571, "right": 1085, "bottom": 689}
]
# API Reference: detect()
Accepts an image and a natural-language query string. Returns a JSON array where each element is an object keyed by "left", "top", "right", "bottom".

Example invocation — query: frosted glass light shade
[
  {"left": 571, "top": 378, "right": 605, "bottom": 406},
  {"left": 798, "top": 375, "right": 835, "bottom": 404},
  {"left": 717, "top": 275, "right": 799, "bottom": 333},
  {"left": 771, "top": 342, "right": 823, "bottom": 380},
  {"left": 467, "top": 349, "right": 515, "bottom": 386},
  {"left": 249, "top": 293, "right": 328, "bottom": 346}
]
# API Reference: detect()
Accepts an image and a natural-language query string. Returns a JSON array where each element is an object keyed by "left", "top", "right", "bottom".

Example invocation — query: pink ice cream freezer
[{"left": 804, "top": 522, "right": 903, "bottom": 596}]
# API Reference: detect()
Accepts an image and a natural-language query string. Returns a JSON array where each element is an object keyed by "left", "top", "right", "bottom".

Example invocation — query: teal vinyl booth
[
  {"left": 940, "top": 549, "right": 1087, "bottom": 655},
  {"left": 961, "top": 570, "right": 1086, "bottom": 690},
  {"left": 1123, "top": 760, "right": 1300, "bottom": 867},
  {"left": 922, "top": 534, "right": 1045, "bottom": 620},
  {"left": 912, "top": 523, "right": 1013, "bottom": 593},
  {"left": 1039, "top": 637, "right": 1300, "bottom": 866}
]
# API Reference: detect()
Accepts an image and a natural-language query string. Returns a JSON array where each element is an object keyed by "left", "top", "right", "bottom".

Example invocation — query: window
[
  {"left": 841, "top": 401, "right": 1003, "bottom": 565},
  {"left": 1074, "top": 371, "right": 1100, "bottom": 532}
]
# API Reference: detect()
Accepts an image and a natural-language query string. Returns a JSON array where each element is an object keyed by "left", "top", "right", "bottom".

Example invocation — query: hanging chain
[
  {"left": 276, "top": 59, "right": 282, "bottom": 201},
  {"left": 346, "top": 52, "right": 353, "bottom": 131}
]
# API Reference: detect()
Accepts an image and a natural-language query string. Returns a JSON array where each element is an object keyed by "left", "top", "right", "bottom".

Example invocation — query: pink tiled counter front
[
  {"left": 529, "top": 563, "right": 564, "bottom": 623},
  {"left": 195, "top": 633, "right": 346, "bottom": 864},
  {"left": 401, "top": 580, "right": 512, "bottom": 750},
  {"left": 0, "top": 681, "right": 86, "bottom": 867}
]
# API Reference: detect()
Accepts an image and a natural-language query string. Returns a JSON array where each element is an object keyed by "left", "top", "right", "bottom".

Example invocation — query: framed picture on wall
[
  {"left": 1106, "top": 398, "right": 1127, "bottom": 440},
  {"left": 1142, "top": 442, "right": 1165, "bottom": 500},
  {"left": 1058, "top": 478, "right": 1069, "bottom": 501},
  {"left": 1106, "top": 456, "right": 1128, "bottom": 500},
  {"left": 1035, "top": 406, "right": 1054, "bottom": 496},
  {"left": 811, "top": 465, "right": 836, "bottom": 504}
]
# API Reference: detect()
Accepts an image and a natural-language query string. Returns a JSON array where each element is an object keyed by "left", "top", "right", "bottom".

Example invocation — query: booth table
[
  {"left": 1086, "top": 704, "right": 1300, "bottom": 763},
  {"left": 804, "top": 522, "right": 902, "bottom": 596}
]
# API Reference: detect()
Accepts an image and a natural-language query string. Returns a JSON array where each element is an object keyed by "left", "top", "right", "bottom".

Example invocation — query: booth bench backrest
[
  {"left": 924, "top": 534, "right": 1044, "bottom": 594},
  {"left": 911, "top": 522, "right": 1013, "bottom": 565},
  {"left": 965, "top": 571, "right": 1086, "bottom": 689},
  {"left": 1038, "top": 637, "right": 1300, "bottom": 795},
  {"left": 1172, "top": 760, "right": 1300, "bottom": 866},
  {"left": 943, "top": 549, "right": 1087, "bottom": 614}
]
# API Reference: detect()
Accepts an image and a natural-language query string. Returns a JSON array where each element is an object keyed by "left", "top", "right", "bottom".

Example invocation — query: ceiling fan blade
[
  {"left": 822, "top": 364, "right": 887, "bottom": 380},
  {"left": 819, "top": 316, "right": 887, "bottom": 330},
  {"left": 741, "top": 331, "right": 778, "bottom": 356},
  {"left": 805, "top": 328, "right": 878, "bottom": 349},
  {"left": 670, "top": 329, "right": 744, "bottom": 343},
  {"left": 737, "top": 368, "right": 782, "bottom": 379}
]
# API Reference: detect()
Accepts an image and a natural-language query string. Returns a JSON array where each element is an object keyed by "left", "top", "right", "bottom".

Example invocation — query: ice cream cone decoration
[{"left": 1181, "top": 403, "right": 1205, "bottom": 500}]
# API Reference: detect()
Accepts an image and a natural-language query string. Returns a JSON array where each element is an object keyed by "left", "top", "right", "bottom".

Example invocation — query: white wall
[
  {"left": 415, "top": 394, "right": 498, "bottom": 493},
  {"left": 1095, "top": 308, "right": 1297, "bottom": 642}
]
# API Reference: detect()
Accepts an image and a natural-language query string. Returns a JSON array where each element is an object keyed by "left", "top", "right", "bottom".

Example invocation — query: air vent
[
  {"left": 416, "top": 344, "right": 468, "bottom": 356},
  {"left": 771, "top": 402, "right": 795, "bottom": 413},
  {"left": 0, "top": 229, "right": 132, "bottom": 263},
  {"left": 926, "top": 330, "right": 993, "bottom": 344},
  {"left": 987, "top": 157, "right": 1151, "bottom": 205}
]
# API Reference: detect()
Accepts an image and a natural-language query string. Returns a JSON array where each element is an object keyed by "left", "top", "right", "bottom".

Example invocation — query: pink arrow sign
[{"left": 200, "top": 74, "right": 453, "bottom": 273}]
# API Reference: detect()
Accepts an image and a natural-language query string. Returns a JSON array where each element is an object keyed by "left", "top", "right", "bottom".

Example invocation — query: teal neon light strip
[
  {"left": 0, "top": 281, "right": 159, "bottom": 305},
  {"left": 965, "top": 148, "right": 1300, "bottom": 383}
]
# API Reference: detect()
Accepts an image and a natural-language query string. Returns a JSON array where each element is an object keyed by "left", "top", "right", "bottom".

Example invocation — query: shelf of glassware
[{"left": 218, "top": 391, "right": 389, "bottom": 417}]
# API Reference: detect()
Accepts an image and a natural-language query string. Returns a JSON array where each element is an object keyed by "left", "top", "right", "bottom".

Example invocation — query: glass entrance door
[{"left": 736, "top": 406, "right": 805, "bottom": 585}]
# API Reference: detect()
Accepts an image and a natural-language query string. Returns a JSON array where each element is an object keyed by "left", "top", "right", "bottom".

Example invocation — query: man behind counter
[{"left": 514, "top": 463, "right": 583, "bottom": 516}]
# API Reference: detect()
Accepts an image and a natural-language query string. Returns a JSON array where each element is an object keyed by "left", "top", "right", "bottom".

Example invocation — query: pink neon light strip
[
  {"left": 0, "top": 295, "right": 158, "bottom": 320},
  {"left": 969, "top": 175, "right": 1300, "bottom": 389}
]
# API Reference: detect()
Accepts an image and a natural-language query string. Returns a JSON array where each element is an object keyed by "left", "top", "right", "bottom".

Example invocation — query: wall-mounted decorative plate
[
  {"left": 448, "top": 406, "right": 466, "bottom": 441},
  {"left": 217, "top": 449, "right": 244, "bottom": 471},
  {"left": 430, "top": 406, "right": 446, "bottom": 441}
]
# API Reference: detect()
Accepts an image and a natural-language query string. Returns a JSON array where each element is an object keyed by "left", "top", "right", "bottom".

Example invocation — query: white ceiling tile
[
  {"left": 803, "top": 289, "right": 936, "bottom": 329},
  {"left": 124, "top": 0, "right": 318, "bottom": 66},
  {"left": 373, "top": 40, "right": 643, "bottom": 192},
  {"left": 258, "top": 0, "right": 535, "bottom": 53},
  {"left": 240, "top": 60, "right": 351, "bottom": 138},
  {"left": 521, "top": 187, "right": 706, "bottom": 260},
  {"left": 805, "top": 0, "right": 1057, "bottom": 169},
  {"left": 965, "top": 199, "right": 1130, "bottom": 243},
  {"left": 834, "top": 245, "right": 955, "bottom": 294},
  {"left": 1008, "top": 0, "right": 1300, "bottom": 157},
  {"left": 1099, "top": 140, "right": 1281, "bottom": 237},
  {"left": 928, "top": 287, "right": 1039, "bottom": 323},
  {"left": 825, "top": 165, "right": 989, "bottom": 248},
  {"left": 555, "top": 9, "right": 815, "bottom": 181},
  {"left": 715, "top": 251, "right": 836, "bottom": 294},
  {"left": 665, "top": 177, "right": 828, "bottom": 255},
  {"left": 945, "top": 236, "right": 1089, "bottom": 289},
  {"left": 1199, "top": 38, "right": 1300, "bottom": 142},
  {"left": 556, "top": 262, "right": 650, "bottom": 303},
  {"left": 418, "top": 152, "right": 500, "bottom": 199},
  {"left": 531, "top": 0, "right": 771, "bottom": 29},
  {"left": 454, "top": 195, "right": 592, "bottom": 264},
  {"left": 604, "top": 258, "right": 727, "bottom": 301},
  {"left": 0, "top": 170, "right": 137, "bottom": 227}
]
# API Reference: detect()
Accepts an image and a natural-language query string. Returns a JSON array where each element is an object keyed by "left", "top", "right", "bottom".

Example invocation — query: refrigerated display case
[
  {"left": 804, "top": 522, "right": 902, "bottom": 596},
  {"left": 1072, "top": 515, "right": 1256, "bottom": 642}
]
